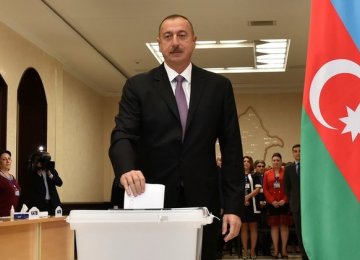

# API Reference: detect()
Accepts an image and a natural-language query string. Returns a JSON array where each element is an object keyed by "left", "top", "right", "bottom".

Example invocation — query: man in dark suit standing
[
  {"left": 23, "top": 150, "right": 63, "bottom": 215},
  {"left": 284, "top": 144, "right": 308, "bottom": 260},
  {"left": 109, "top": 14, "right": 244, "bottom": 260}
]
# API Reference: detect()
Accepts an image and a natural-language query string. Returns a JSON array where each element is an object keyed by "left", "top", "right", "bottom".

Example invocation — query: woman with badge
[
  {"left": 263, "top": 153, "right": 291, "bottom": 259},
  {"left": 0, "top": 150, "right": 21, "bottom": 217},
  {"left": 241, "top": 156, "right": 261, "bottom": 259}
]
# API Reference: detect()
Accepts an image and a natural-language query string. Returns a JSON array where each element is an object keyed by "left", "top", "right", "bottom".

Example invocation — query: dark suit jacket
[
  {"left": 109, "top": 64, "right": 244, "bottom": 216},
  {"left": 284, "top": 162, "right": 300, "bottom": 213},
  {"left": 24, "top": 169, "right": 63, "bottom": 214}
]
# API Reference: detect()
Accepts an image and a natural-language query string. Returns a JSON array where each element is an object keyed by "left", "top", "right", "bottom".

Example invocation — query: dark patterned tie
[
  {"left": 174, "top": 75, "right": 187, "bottom": 141},
  {"left": 297, "top": 162, "right": 300, "bottom": 175}
]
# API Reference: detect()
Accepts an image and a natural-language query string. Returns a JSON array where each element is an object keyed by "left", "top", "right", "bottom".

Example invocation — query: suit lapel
[
  {"left": 291, "top": 163, "right": 299, "bottom": 180},
  {"left": 186, "top": 65, "right": 206, "bottom": 131},
  {"left": 151, "top": 64, "right": 207, "bottom": 138},
  {"left": 152, "top": 65, "right": 180, "bottom": 122}
]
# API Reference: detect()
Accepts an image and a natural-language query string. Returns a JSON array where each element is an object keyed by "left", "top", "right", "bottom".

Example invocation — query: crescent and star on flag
[{"left": 309, "top": 59, "right": 360, "bottom": 142}]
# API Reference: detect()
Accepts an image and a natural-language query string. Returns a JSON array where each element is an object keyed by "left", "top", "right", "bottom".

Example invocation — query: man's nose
[{"left": 171, "top": 35, "right": 180, "bottom": 45}]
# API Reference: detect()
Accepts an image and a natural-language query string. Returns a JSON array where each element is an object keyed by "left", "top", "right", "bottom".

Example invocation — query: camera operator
[{"left": 24, "top": 149, "right": 63, "bottom": 215}]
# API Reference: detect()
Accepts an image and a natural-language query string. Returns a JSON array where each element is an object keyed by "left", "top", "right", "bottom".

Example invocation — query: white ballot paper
[{"left": 124, "top": 183, "right": 165, "bottom": 209}]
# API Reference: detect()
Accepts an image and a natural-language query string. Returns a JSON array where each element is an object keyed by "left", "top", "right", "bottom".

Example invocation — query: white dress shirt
[{"left": 164, "top": 62, "right": 192, "bottom": 107}]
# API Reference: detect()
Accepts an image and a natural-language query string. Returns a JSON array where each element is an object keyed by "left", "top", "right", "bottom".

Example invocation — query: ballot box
[{"left": 67, "top": 208, "right": 213, "bottom": 260}]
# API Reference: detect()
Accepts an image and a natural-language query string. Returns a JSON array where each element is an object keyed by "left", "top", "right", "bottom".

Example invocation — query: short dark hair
[
  {"left": 272, "top": 152, "right": 282, "bottom": 159},
  {"left": 0, "top": 150, "right": 11, "bottom": 157},
  {"left": 254, "top": 159, "right": 265, "bottom": 167},
  {"left": 159, "top": 14, "right": 195, "bottom": 36},
  {"left": 292, "top": 144, "right": 300, "bottom": 150}
]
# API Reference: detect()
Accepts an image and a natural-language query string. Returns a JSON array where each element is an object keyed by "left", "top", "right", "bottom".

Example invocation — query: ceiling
[{"left": 0, "top": 0, "right": 311, "bottom": 96}]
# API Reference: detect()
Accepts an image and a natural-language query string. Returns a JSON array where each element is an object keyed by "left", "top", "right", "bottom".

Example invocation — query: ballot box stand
[{"left": 67, "top": 207, "right": 213, "bottom": 260}]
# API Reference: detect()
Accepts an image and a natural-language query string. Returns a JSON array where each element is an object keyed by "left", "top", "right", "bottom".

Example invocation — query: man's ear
[{"left": 157, "top": 37, "right": 162, "bottom": 52}]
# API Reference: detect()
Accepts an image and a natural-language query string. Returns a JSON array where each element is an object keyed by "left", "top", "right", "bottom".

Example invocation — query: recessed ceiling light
[{"left": 146, "top": 39, "right": 290, "bottom": 73}]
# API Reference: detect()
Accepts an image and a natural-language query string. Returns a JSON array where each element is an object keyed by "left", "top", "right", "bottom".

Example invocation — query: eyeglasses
[{"left": 256, "top": 165, "right": 265, "bottom": 168}]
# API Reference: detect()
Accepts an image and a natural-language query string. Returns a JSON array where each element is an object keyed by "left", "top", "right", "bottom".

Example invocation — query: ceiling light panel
[
  {"left": 192, "top": 48, "right": 254, "bottom": 68},
  {"left": 146, "top": 39, "right": 290, "bottom": 73}
]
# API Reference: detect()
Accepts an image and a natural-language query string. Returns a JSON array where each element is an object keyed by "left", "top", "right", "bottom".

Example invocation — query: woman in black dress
[{"left": 241, "top": 156, "right": 261, "bottom": 259}]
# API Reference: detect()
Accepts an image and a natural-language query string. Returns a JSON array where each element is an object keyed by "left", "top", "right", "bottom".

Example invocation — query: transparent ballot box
[{"left": 67, "top": 208, "right": 213, "bottom": 260}]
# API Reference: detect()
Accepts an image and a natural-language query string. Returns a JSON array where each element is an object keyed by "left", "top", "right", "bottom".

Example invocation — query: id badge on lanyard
[
  {"left": 273, "top": 176, "right": 280, "bottom": 189},
  {"left": 245, "top": 175, "right": 250, "bottom": 194},
  {"left": 13, "top": 183, "right": 20, "bottom": 196}
]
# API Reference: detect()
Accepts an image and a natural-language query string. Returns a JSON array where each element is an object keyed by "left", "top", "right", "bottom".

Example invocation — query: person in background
[
  {"left": 263, "top": 153, "right": 291, "bottom": 259},
  {"left": 253, "top": 159, "right": 271, "bottom": 256},
  {"left": 216, "top": 156, "right": 224, "bottom": 215},
  {"left": 0, "top": 150, "right": 21, "bottom": 216},
  {"left": 24, "top": 150, "right": 63, "bottom": 215},
  {"left": 284, "top": 144, "right": 308, "bottom": 260},
  {"left": 109, "top": 14, "right": 244, "bottom": 260},
  {"left": 241, "top": 156, "right": 261, "bottom": 259},
  {"left": 253, "top": 160, "right": 267, "bottom": 210},
  {"left": 216, "top": 156, "right": 225, "bottom": 259}
]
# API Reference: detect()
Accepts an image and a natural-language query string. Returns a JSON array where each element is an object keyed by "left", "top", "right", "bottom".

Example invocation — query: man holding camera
[{"left": 23, "top": 150, "right": 63, "bottom": 215}]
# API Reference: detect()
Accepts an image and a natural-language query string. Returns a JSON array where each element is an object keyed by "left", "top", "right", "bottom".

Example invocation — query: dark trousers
[
  {"left": 202, "top": 220, "right": 221, "bottom": 260},
  {"left": 177, "top": 186, "right": 219, "bottom": 260},
  {"left": 293, "top": 211, "right": 309, "bottom": 260},
  {"left": 257, "top": 207, "right": 271, "bottom": 256},
  {"left": 44, "top": 199, "right": 57, "bottom": 215}
]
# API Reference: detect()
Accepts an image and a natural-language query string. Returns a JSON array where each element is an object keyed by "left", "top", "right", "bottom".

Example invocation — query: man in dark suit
[
  {"left": 109, "top": 14, "right": 244, "bottom": 260},
  {"left": 23, "top": 150, "right": 63, "bottom": 215},
  {"left": 284, "top": 144, "right": 308, "bottom": 260}
]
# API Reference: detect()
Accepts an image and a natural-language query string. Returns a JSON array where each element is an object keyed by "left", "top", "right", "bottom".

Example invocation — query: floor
[
  {"left": 219, "top": 253, "right": 302, "bottom": 259},
  {"left": 217, "top": 244, "right": 302, "bottom": 260},
  {"left": 217, "top": 228, "right": 303, "bottom": 260}
]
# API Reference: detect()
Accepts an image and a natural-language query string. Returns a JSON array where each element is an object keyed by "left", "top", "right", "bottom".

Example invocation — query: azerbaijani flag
[{"left": 301, "top": 0, "right": 360, "bottom": 259}]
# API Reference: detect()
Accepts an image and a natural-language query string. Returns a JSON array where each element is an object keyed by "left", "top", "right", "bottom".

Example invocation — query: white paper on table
[{"left": 124, "top": 183, "right": 165, "bottom": 209}]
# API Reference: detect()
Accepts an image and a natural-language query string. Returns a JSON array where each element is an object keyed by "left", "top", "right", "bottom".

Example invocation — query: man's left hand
[{"left": 222, "top": 214, "right": 241, "bottom": 242}]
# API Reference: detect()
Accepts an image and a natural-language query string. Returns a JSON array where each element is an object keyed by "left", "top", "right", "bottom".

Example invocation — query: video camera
[{"left": 29, "top": 147, "right": 55, "bottom": 172}]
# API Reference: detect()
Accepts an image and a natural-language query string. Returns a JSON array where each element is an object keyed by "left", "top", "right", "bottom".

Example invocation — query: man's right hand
[{"left": 120, "top": 170, "right": 146, "bottom": 196}]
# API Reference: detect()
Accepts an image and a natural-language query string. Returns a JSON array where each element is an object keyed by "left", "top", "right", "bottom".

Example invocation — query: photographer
[{"left": 24, "top": 149, "right": 63, "bottom": 215}]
